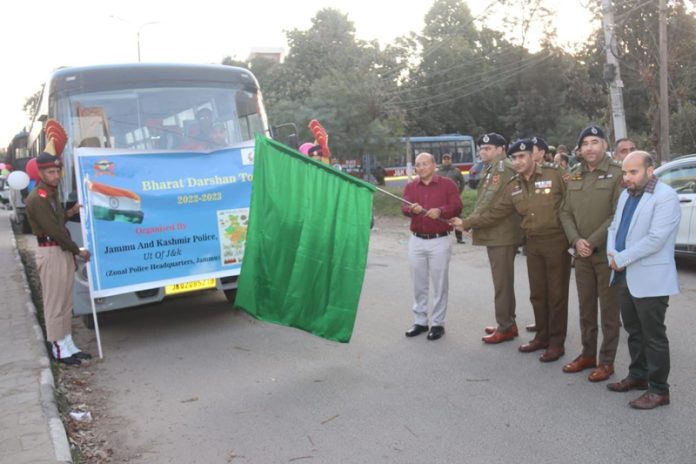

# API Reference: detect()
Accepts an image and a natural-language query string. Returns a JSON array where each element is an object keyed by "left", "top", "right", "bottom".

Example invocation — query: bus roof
[
  {"left": 402, "top": 134, "right": 474, "bottom": 143},
  {"left": 48, "top": 63, "right": 260, "bottom": 96}
]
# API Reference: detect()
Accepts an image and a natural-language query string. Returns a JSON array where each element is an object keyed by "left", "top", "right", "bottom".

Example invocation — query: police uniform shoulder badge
[
  {"left": 497, "top": 160, "right": 505, "bottom": 172},
  {"left": 37, "top": 189, "right": 48, "bottom": 199},
  {"left": 570, "top": 165, "right": 583, "bottom": 181},
  {"left": 610, "top": 158, "right": 622, "bottom": 167}
]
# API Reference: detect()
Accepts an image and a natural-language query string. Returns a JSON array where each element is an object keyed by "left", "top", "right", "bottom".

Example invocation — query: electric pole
[
  {"left": 658, "top": 0, "right": 670, "bottom": 163},
  {"left": 601, "top": 0, "right": 628, "bottom": 141}
]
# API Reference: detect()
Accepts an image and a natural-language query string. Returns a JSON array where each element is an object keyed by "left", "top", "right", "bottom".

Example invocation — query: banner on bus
[{"left": 75, "top": 146, "right": 254, "bottom": 298}]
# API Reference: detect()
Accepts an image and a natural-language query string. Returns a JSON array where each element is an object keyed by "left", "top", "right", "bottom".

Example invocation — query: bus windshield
[{"left": 58, "top": 85, "right": 265, "bottom": 152}]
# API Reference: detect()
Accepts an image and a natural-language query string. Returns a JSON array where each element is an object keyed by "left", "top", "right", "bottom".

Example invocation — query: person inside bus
[
  {"left": 181, "top": 108, "right": 215, "bottom": 150},
  {"left": 145, "top": 119, "right": 179, "bottom": 150},
  {"left": 209, "top": 123, "right": 228, "bottom": 148},
  {"left": 193, "top": 108, "right": 214, "bottom": 140}
]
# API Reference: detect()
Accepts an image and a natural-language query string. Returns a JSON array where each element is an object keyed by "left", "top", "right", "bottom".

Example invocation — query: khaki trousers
[
  {"left": 573, "top": 255, "right": 621, "bottom": 364},
  {"left": 36, "top": 246, "right": 75, "bottom": 342},
  {"left": 526, "top": 234, "right": 571, "bottom": 347},
  {"left": 486, "top": 245, "right": 517, "bottom": 331}
]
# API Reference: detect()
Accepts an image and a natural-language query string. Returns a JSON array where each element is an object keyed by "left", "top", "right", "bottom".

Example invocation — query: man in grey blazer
[{"left": 606, "top": 151, "right": 681, "bottom": 410}]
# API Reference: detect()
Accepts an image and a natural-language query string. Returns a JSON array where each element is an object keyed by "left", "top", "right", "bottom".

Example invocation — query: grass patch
[{"left": 372, "top": 186, "right": 478, "bottom": 218}]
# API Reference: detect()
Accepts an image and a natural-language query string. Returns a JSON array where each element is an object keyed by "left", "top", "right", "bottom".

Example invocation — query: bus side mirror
[
  {"left": 286, "top": 133, "right": 298, "bottom": 150},
  {"left": 271, "top": 123, "right": 299, "bottom": 149}
]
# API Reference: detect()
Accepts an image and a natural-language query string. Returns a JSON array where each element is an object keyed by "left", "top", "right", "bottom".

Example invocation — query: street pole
[
  {"left": 110, "top": 16, "right": 159, "bottom": 63},
  {"left": 658, "top": 0, "right": 670, "bottom": 164},
  {"left": 406, "top": 137, "right": 413, "bottom": 180},
  {"left": 601, "top": 0, "right": 628, "bottom": 141}
]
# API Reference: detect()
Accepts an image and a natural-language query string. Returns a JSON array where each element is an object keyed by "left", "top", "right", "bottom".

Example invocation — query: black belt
[
  {"left": 413, "top": 232, "right": 449, "bottom": 240},
  {"left": 37, "top": 236, "right": 60, "bottom": 247}
]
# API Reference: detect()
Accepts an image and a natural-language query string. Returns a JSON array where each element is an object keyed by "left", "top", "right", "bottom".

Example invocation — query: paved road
[{"left": 62, "top": 218, "right": 696, "bottom": 463}]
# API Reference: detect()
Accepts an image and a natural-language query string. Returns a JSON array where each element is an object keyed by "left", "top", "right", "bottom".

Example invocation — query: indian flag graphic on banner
[{"left": 86, "top": 177, "right": 144, "bottom": 224}]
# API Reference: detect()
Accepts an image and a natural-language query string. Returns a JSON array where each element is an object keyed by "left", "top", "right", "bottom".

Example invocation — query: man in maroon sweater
[{"left": 402, "top": 153, "right": 463, "bottom": 340}]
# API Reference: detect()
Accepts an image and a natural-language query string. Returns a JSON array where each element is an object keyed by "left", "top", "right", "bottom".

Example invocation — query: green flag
[{"left": 235, "top": 135, "right": 375, "bottom": 342}]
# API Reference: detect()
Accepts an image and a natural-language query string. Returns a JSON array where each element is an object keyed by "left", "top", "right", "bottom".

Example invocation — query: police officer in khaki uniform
[
  {"left": 530, "top": 136, "right": 549, "bottom": 167},
  {"left": 560, "top": 125, "right": 623, "bottom": 382},
  {"left": 452, "top": 139, "right": 571, "bottom": 362},
  {"left": 26, "top": 137, "right": 92, "bottom": 365},
  {"left": 524, "top": 135, "right": 550, "bottom": 333},
  {"left": 459, "top": 133, "right": 522, "bottom": 344},
  {"left": 437, "top": 153, "right": 466, "bottom": 244}
]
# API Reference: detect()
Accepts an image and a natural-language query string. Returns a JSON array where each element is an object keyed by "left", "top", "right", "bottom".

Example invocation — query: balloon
[
  {"left": 26, "top": 158, "right": 40, "bottom": 181},
  {"left": 7, "top": 170, "right": 30, "bottom": 190},
  {"left": 299, "top": 142, "right": 314, "bottom": 155},
  {"left": 0, "top": 163, "right": 5, "bottom": 169}
]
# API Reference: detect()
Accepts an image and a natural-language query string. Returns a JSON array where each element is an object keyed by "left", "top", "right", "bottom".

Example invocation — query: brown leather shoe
[
  {"left": 588, "top": 364, "right": 614, "bottom": 382},
  {"left": 484, "top": 325, "right": 518, "bottom": 336},
  {"left": 482, "top": 329, "right": 517, "bottom": 344},
  {"left": 525, "top": 323, "right": 538, "bottom": 332},
  {"left": 518, "top": 339, "right": 549, "bottom": 353},
  {"left": 539, "top": 345, "right": 565, "bottom": 362},
  {"left": 629, "top": 391, "right": 670, "bottom": 410},
  {"left": 562, "top": 356, "right": 597, "bottom": 373},
  {"left": 607, "top": 376, "right": 649, "bottom": 392}
]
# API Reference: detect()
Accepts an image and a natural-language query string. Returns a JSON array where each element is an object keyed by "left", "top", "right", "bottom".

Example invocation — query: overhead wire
[
  {"left": 381, "top": 49, "right": 547, "bottom": 98},
  {"left": 390, "top": 53, "right": 552, "bottom": 112}
]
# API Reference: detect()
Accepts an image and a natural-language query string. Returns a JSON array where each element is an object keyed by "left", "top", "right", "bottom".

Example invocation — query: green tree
[
  {"left": 23, "top": 90, "right": 41, "bottom": 119},
  {"left": 581, "top": 0, "right": 696, "bottom": 156},
  {"left": 247, "top": 8, "right": 405, "bottom": 164}
]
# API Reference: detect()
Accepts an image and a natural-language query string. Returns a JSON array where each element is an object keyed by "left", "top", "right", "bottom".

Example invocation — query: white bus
[{"left": 25, "top": 63, "right": 271, "bottom": 320}]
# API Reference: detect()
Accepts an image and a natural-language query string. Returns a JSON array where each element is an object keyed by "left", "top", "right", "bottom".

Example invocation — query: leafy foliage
[{"left": 218, "top": 0, "right": 696, "bottom": 163}]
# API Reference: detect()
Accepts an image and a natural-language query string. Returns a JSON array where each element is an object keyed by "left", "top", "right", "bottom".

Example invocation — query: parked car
[
  {"left": 654, "top": 154, "right": 696, "bottom": 258},
  {"left": 468, "top": 160, "right": 484, "bottom": 190}
]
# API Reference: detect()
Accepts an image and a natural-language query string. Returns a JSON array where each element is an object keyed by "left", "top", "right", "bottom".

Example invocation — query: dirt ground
[{"left": 16, "top": 230, "right": 144, "bottom": 463}]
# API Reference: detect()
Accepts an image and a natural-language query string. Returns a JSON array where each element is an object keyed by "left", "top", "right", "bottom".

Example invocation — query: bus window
[{"left": 62, "top": 86, "right": 264, "bottom": 154}]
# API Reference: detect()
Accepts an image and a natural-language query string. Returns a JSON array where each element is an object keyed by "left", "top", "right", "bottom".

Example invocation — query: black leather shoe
[
  {"left": 427, "top": 326, "right": 445, "bottom": 341},
  {"left": 405, "top": 324, "right": 429, "bottom": 337},
  {"left": 56, "top": 355, "right": 81, "bottom": 366},
  {"left": 72, "top": 351, "right": 92, "bottom": 360}
]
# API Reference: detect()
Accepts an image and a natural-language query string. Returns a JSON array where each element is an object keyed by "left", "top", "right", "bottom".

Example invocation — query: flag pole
[{"left": 374, "top": 185, "right": 413, "bottom": 206}]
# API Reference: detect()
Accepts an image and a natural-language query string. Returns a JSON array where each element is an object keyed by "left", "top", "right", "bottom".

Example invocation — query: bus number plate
[{"left": 165, "top": 279, "right": 216, "bottom": 295}]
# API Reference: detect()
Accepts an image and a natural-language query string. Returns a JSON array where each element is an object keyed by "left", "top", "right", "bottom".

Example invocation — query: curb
[{"left": 12, "top": 233, "right": 73, "bottom": 463}]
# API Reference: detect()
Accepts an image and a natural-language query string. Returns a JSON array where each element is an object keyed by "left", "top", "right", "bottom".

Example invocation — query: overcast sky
[{"left": 0, "top": 0, "right": 595, "bottom": 148}]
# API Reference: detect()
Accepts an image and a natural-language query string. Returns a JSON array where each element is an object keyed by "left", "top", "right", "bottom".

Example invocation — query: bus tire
[
  {"left": 21, "top": 214, "right": 32, "bottom": 234},
  {"left": 223, "top": 289, "right": 237, "bottom": 305},
  {"left": 82, "top": 315, "right": 95, "bottom": 329}
]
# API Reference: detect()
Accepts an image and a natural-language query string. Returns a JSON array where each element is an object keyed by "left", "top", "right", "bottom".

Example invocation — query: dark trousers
[
  {"left": 526, "top": 233, "right": 571, "bottom": 347},
  {"left": 486, "top": 245, "right": 517, "bottom": 332},
  {"left": 574, "top": 255, "right": 621, "bottom": 364},
  {"left": 613, "top": 272, "right": 670, "bottom": 394}
]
